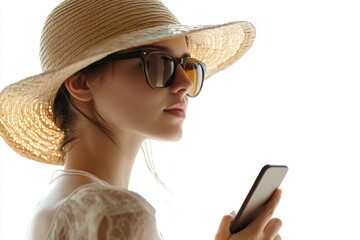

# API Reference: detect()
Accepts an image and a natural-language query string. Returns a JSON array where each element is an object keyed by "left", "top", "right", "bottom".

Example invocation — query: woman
[{"left": 0, "top": 0, "right": 282, "bottom": 239}]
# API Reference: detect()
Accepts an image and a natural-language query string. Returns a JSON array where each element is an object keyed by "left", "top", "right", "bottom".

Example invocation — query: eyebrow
[{"left": 133, "top": 44, "right": 191, "bottom": 58}]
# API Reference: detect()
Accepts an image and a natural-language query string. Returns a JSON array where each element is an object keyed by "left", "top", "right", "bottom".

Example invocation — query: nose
[{"left": 169, "top": 65, "right": 193, "bottom": 96}]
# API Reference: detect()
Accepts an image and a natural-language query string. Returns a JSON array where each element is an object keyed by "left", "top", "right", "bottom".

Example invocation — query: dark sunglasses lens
[
  {"left": 184, "top": 59, "right": 204, "bottom": 97},
  {"left": 146, "top": 53, "right": 175, "bottom": 88},
  {"left": 145, "top": 52, "right": 204, "bottom": 97}
]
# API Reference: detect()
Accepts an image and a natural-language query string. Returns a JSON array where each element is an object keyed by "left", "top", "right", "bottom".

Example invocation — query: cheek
[{"left": 91, "top": 72, "right": 165, "bottom": 128}]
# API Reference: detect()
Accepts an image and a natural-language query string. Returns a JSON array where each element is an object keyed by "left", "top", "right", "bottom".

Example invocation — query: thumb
[{"left": 215, "top": 211, "right": 236, "bottom": 240}]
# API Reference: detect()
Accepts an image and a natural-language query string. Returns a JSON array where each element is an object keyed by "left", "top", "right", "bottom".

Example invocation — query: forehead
[{"left": 138, "top": 37, "right": 189, "bottom": 57}]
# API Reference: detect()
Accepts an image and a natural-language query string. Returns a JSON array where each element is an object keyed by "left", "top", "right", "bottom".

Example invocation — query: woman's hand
[{"left": 215, "top": 189, "right": 283, "bottom": 240}]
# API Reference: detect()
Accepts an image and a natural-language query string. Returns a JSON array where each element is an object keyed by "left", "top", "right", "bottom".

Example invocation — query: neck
[{"left": 64, "top": 126, "right": 144, "bottom": 189}]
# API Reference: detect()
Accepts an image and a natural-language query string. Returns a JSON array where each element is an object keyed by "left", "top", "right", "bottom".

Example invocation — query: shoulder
[
  {"left": 73, "top": 184, "right": 160, "bottom": 239},
  {"left": 48, "top": 184, "right": 160, "bottom": 239},
  {"left": 66, "top": 183, "right": 156, "bottom": 216}
]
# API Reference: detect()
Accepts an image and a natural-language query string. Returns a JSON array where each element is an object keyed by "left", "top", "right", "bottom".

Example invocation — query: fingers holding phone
[
  {"left": 230, "top": 165, "right": 288, "bottom": 233},
  {"left": 215, "top": 189, "right": 283, "bottom": 240},
  {"left": 215, "top": 164, "right": 287, "bottom": 240},
  {"left": 215, "top": 211, "right": 237, "bottom": 240},
  {"left": 240, "top": 189, "right": 283, "bottom": 239},
  {"left": 251, "top": 189, "right": 282, "bottom": 230}
]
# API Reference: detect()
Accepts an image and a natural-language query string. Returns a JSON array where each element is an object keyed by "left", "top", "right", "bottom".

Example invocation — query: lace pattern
[{"left": 44, "top": 184, "right": 161, "bottom": 240}]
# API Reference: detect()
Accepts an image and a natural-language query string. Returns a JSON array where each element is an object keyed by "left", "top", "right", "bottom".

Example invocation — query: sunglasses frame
[{"left": 91, "top": 48, "right": 206, "bottom": 97}]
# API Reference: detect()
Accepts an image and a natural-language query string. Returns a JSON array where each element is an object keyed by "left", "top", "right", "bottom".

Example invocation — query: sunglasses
[{"left": 93, "top": 48, "right": 206, "bottom": 97}]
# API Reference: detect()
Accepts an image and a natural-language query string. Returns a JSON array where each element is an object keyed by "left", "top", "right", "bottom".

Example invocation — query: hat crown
[{"left": 40, "top": 0, "right": 179, "bottom": 71}]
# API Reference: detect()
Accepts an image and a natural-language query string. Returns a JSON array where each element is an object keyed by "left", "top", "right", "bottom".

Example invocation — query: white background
[{"left": 1, "top": 0, "right": 359, "bottom": 239}]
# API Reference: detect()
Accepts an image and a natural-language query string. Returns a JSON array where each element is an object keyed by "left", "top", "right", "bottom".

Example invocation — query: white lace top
[{"left": 33, "top": 183, "right": 161, "bottom": 240}]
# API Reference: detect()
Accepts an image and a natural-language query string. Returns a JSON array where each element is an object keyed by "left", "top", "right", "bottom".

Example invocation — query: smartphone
[{"left": 229, "top": 164, "right": 288, "bottom": 234}]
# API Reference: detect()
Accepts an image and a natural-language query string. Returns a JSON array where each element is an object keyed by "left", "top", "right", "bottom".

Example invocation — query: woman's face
[{"left": 88, "top": 37, "right": 193, "bottom": 141}]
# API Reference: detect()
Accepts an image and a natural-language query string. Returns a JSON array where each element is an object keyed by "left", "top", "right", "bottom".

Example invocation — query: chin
[
  {"left": 152, "top": 129, "right": 183, "bottom": 142},
  {"left": 167, "top": 132, "right": 183, "bottom": 141}
]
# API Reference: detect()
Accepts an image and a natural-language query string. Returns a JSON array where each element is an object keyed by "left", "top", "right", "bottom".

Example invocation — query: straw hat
[{"left": 0, "top": 0, "right": 255, "bottom": 165}]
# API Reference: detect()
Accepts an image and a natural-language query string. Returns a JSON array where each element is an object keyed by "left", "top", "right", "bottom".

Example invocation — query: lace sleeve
[{"left": 46, "top": 184, "right": 161, "bottom": 240}]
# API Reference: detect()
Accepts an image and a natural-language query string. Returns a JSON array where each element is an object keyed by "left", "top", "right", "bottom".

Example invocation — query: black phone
[{"left": 229, "top": 164, "right": 288, "bottom": 234}]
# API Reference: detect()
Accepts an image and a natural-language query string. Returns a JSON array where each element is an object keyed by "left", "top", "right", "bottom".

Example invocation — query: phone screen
[{"left": 229, "top": 165, "right": 288, "bottom": 233}]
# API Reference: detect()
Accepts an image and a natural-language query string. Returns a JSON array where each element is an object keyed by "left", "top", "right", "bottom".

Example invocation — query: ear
[{"left": 64, "top": 72, "right": 93, "bottom": 102}]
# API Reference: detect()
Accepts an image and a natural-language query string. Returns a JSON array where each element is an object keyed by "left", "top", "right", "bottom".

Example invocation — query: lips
[{"left": 164, "top": 102, "right": 187, "bottom": 118}]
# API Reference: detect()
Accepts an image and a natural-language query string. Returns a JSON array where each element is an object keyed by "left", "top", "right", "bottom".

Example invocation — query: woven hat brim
[{"left": 0, "top": 21, "right": 255, "bottom": 165}]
